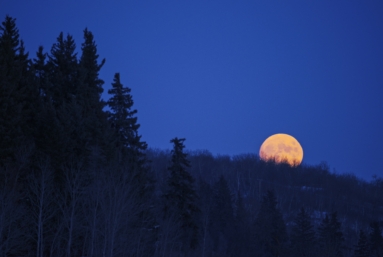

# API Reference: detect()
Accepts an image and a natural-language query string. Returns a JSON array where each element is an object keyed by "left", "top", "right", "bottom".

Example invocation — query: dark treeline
[{"left": 0, "top": 16, "right": 382, "bottom": 257}]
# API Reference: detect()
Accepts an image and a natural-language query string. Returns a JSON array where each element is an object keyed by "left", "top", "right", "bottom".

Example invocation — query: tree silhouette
[
  {"left": 318, "top": 212, "right": 344, "bottom": 257},
  {"left": 162, "top": 137, "right": 199, "bottom": 252},
  {"left": 290, "top": 207, "right": 317, "bottom": 257},
  {"left": 254, "top": 190, "right": 287, "bottom": 257},
  {"left": 106, "top": 73, "right": 153, "bottom": 248},
  {"left": 0, "top": 15, "right": 36, "bottom": 163},
  {"left": 107, "top": 72, "right": 146, "bottom": 153},
  {"left": 47, "top": 32, "right": 78, "bottom": 106},
  {"left": 354, "top": 230, "right": 370, "bottom": 257},
  {"left": 78, "top": 28, "right": 109, "bottom": 151}
]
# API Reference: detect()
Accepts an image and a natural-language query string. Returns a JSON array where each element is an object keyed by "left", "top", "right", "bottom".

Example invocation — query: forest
[{"left": 0, "top": 15, "right": 382, "bottom": 257}]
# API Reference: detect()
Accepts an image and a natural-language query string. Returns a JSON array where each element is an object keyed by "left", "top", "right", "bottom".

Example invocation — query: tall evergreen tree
[
  {"left": 290, "top": 207, "right": 317, "bottom": 257},
  {"left": 318, "top": 212, "right": 344, "bottom": 257},
  {"left": 79, "top": 28, "right": 105, "bottom": 103},
  {"left": 106, "top": 72, "right": 150, "bottom": 194},
  {"left": 106, "top": 72, "right": 156, "bottom": 255},
  {"left": 47, "top": 32, "right": 78, "bottom": 106},
  {"left": 162, "top": 137, "right": 199, "bottom": 251},
  {"left": 0, "top": 15, "right": 36, "bottom": 164},
  {"left": 0, "top": 15, "right": 21, "bottom": 76},
  {"left": 46, "top": 32, "right": 96, "bottom": 178},
  {"left": 78, "top": 28, "right": 112, "bottom": 157},
  {"left": 107, "top": 73, "right": 147, "bottom": 156},
  {"left": 254, "top": 190, "right": 287, "bottom": 257},
  {"left": 0, "top": 15, "right": 22, "bottom": 162},
  {"left": 354, "top": 230, "right": 370, "bottom": 257}
]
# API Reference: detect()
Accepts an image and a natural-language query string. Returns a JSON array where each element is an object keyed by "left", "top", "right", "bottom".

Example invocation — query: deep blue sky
[{"left": 2, "top": 1, "right": 382, "bottom": 180}]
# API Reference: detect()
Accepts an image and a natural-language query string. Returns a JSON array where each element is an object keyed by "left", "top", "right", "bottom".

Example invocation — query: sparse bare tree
[
  {"left": 0, "top": 148, "right": 31, "bottom": 256},
  {"left": 51, "top": 162, "right": 87, "bottom": 257},
  {"left": 0, "top": 173, "right": 26, "bottom": 256},
  {"left": 154, "top": 211, "right": 183, "bottom": 257},
  {"left": 27, "top": 159, "right": 56, "bottom": 257}
]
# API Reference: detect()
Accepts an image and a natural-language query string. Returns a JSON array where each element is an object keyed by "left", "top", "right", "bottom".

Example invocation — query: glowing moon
[{"left": 259, "top": 133, "right": 303, "bottom": 166}]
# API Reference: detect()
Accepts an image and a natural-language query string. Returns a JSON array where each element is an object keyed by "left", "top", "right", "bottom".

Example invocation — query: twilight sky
[{"left": 2, "top": 1, "right": 383, "bottom": 180}]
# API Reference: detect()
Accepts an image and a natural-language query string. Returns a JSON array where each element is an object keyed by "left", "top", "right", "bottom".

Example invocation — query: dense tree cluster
[{"left": 1, "top": 16, "right": 382, "bottom": 256}]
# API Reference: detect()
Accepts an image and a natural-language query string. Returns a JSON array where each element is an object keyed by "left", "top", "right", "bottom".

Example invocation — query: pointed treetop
[
  {"left": 34, "top": 46, "right": 47, "bottom": 70},
  {"left": 80, "top": 28, "right": 105, "bottom": 70},
  {"left": 0, "top": 15, "right": 19, "bottom": 54},
  {"left": 49, "top": 32, "right": 77, "bottom": 69},
  {"left": 107, "top": 72, "right": 146, "bottom": 152},
  {"left": 170, "top": 137, "right": 190, "bottom": 170},
  {"left": 80, "top": 28, "right": 105, "bottom": 97}
]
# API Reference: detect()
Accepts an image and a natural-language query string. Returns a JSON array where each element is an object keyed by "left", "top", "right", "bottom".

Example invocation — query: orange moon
[{"left": 259, "top": 133, "right": 303, "bottom": 166}]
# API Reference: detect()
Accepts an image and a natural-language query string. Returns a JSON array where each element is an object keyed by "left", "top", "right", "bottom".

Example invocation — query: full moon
[{"left": 259, "top": 133, "right": 303, "bottom": 166}]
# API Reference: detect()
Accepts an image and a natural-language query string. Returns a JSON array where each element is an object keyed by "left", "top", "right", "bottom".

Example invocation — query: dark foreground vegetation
[{"left": 1, "top": 16, "right": 382, "bottom": 256}]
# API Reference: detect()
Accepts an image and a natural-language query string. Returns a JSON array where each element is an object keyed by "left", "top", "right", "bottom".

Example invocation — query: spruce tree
[
  {"left": 254, "top": 190, "right": 287, "bottom": 257},
  {"left": 0, "top": 15, "right": 37, "bottom": 164},
  {"left": 106, "top": 72, "right": 149, "bottom": 197},
  {"left": 318, "top": 212, "right": 344, "bottom": 257},
  {"left": 106, "top": 72, "right": 154, "bottom": 249},
  {"left": 0, "top": 15, "right": 20, "bottom": 77},
  {"left": 290, "top": 207, "right": 317, "bottom": 257},
  {"left": 0, "top": 15, "right": 23, "bottom": 162},
  {"left": 79, "top": 28, "right": 105, "bottom": 103},
  {"left": 46, "top": 32, "right": 94, "bottom": 176},
  {"left": 47, "top": 32, "right": 78, "bottom": 106},
  {"left": 78, "top": 28, "right": 111, "bottom": 155},
  {"left": 107, "top": 73, "right": 147, "bottom": 155},
  {"left": 354, "top": 230, "right": 370, "bottom": 257},
  {"left": 162, "top": 137, "right": 199, "bottom": 251}
]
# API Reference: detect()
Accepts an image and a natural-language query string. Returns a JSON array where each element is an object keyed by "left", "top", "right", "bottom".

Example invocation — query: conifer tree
[
  {"left": 254, "top": 190, "right": 287, "bottom": 257},
  {"left": 0, "top": 15, "right": 36, "bottom": 163},
  {"left": 31, "top": 46, "right": 61, "bottom": 164},
  {"left": 79, "top": 28, "right": 105, "bottom": 104},
  {"left": 0, "top": 15, "right": 20, "bottom": 76},
  {"left": 318, "top": 212, "right": 344, "bottom": 257},
  {"left": 78, "top": 28, "right": 112, "bottom": 155},
  {"left": 107, "top": 73, "right": 147, "bottom": 155},
  {"left": 106, "top": 72, "right": 149, "bottom": 195},
  {"left": 46, "top": 32, "right": 97, "bottom": 176},
  {"left": 0, "top": 15, "right": 23, "bottom": 162},
  {"left": 33, "top": 46, "right": 49, "bottom": 98},
  {"left": 106, "top": 72, "right": 155, "bottom": 255},
  {"left": 162, "top": 137, "right": 199, "bottom": 251},
  {"left": 47, "top": 32, "right": 78, "bottom": 106},
  {"left": 354, "top": 230, "right": 370, "bottom": 257},
  {"left": 290, "top": 207, "right": 317, "bottom": 257}
]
